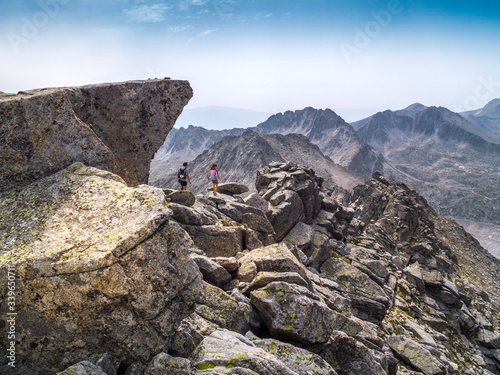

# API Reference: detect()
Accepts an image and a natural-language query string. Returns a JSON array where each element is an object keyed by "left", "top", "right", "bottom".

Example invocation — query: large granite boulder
[
  {"left": 310, "top": 331, "right": 389, "bottom": 375},
  {"left": 0, "top": 164, "right": 201, "bottom": 372},
  {"left": 182, "top": 224, "right": 245, "bottom": 257},
  {"left": 165, "top": 190, "right": 196, "bottom": 206},
  {"left": 268, "top": 190, "right": 306, "bottom": 241},
  {"left": 0, "top": 79, "right": 192, "bottom": 192},
  {"left": 253, "top": 338, "right": 338, "bottom": 375},
  {"left": 320, "top": 257, "right": 390, "bottom": 322},
  {"left": 192, "top": 281, "right": 259, "bottom": 335},
  {"left": 236, "top": 243, "right": 312, "bottom": 288},
  {"left": 189, "top": 329, "right": 337, "bottom": 374},
  {"left": 215, "top": 182, "right": 249, "bottom": 196},
  {"left": 250, "top": 282, "right": 353, "bottom": 344},
  {"left": 386, "top": 336, "right": 444, "bottom": 375}
]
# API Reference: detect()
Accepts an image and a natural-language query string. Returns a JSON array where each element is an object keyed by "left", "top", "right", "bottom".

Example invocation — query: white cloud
[
  {"left": 255, "top": 13, "right": 272, "bottom": 20},
  {"left": 177, "top": 0, "right": 209, "bottom": 12},
  {"left": 189, "top": 0, "right": 209, "bottom": 5},
  {"left": 123, "top": 4, "right": 171, "bottom": 23},
  {"left": 195, "top": 28, "right": 217, "bottom": 38},
  {"left": 167, "top": 25, "right": 193, "bottom": 33}
]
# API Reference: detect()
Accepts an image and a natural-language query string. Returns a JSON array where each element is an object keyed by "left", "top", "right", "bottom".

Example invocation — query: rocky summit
[{"left": 1, "top": 81, "right": 500, "bottom": 375}]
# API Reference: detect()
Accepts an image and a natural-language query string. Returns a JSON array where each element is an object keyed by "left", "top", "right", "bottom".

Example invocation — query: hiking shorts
[
  {"left": 178, "top": 179, "right": 187, "bottom": 187},
  {"left": 211, "top": 179, "right": 219, "bottom": 184}
]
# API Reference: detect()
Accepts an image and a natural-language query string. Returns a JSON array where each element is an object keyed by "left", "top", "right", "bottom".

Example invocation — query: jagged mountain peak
[
  {"left": 254, "top": 107, "right": 346, "bottom": 137},
  {"left": 351, "top": 103, "right": 427, "bottom": 130},
  {"left": 413, "top": 106, "right": 497, "bottom": 142},
  {"left": 360, "top": 105, "right": 494, "bottom": 146}
]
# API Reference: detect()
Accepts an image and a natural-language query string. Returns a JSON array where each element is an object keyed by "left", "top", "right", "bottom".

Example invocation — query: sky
[{"left": 1, "top": 0, "right": 500, "bottom": 126}]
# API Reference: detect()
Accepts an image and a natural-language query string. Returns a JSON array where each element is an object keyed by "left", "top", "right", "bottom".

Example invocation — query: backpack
[{"left": 178, "top": 167, "right": 187, "bottom": 180}]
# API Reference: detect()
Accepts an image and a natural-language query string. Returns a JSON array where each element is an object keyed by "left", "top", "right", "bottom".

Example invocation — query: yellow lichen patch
[{"left": 0, "top": 163, "right": 169, "bottom": 275}]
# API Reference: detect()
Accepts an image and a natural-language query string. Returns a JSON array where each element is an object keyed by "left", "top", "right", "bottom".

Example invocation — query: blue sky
[{"left": 1, "top": 0, "right": 500, "bottom": 124}]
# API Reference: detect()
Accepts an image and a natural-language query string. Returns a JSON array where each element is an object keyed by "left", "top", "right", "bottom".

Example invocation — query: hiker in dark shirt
[{"left": 177, "top": 162, "right": 191, "bottom": 190}]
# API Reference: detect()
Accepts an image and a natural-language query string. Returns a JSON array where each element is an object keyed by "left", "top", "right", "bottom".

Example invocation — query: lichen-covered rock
[
  {"left": 250, "top": 282, "right": 354, "bottom": 344},
  {"left": 165, "top": 313, "right": 221, "bottom": 358},
  {"left": 190, "top": 329, "right": 336, "bottom": 374},
  {"left": 0, "top": 79, "right": 192, "bottom": 192},
  {"left": 476, "top": 329, "right": 500, "bottom": 350},
  {"left": 89, "top": 353, "right": 121, "bottom": 375},
  {"left": 240, "top": 271, "right": 310, "bottom": 295},
  {"left": 244, "top": 192, "right": 270, "bottom": 214},
  {"left": 236, "top": 243, "right": 312, "bottom": 289},
  {"left": 143, "top": 353, "right": 192, "bottom": 375},
  {"left": 310, "top": 331, "right": 389, "bottom": 375},
  {"left": 0, "top": 163, "right": 201, "bottom": 371},
  {"left": 386, "top": 336, "right": 444, "bottom": 375},
  {"left": 181, "top": 224, "right": 244, "bottom": 257},
  {"left": 268, "top": 189, "right": 305, "bottom": 240},
  {"left": 241, "top": 212, "right": 275, "bottom": 234},
  {"left": 193, "top": 281, "right": 259, "bottom": 334},
  {"left": 170, "top": 203, "right": 220, "bottom": 226},
  {"left": 191, "top": 254, "right": 232, "bottom": 288},
  {"left": 254, "top": 338, "right": 337, "bottom": 374},
  {"left": 283, "top": 222, "right": 316, "bottom": 253},
  {"left": 256, "top": 162, "right": 323, "bottom": 240},
  {"left": 320, "top": 257, "right": 390, "bottom": 321}
]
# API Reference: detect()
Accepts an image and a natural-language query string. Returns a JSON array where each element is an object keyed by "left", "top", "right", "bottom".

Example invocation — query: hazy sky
[{"left": 1, "top": 0, "right": 500, "bottom": 123}]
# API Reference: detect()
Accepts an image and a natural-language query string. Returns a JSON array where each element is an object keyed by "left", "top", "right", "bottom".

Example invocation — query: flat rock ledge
[{"left": 0, "top": 78, "right": 192, "bottom": 192}]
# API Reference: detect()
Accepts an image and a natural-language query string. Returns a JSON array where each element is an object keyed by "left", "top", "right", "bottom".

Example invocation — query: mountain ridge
[{"left": 151, "top": 101, "right": 500, "bottom": 258}]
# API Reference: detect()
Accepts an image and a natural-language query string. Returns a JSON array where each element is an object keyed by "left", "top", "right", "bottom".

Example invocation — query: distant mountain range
[
  {"left": 150, "top": 99, "right": 500, "bottom": 258},
  {"left": 152, "top": 129, "right": 366, "bottom": 196}
]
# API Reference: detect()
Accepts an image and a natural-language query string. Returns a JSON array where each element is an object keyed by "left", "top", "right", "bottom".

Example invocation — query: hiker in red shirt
[{"left": 207, "top": 164, "right": 220, "bottom": 195}]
